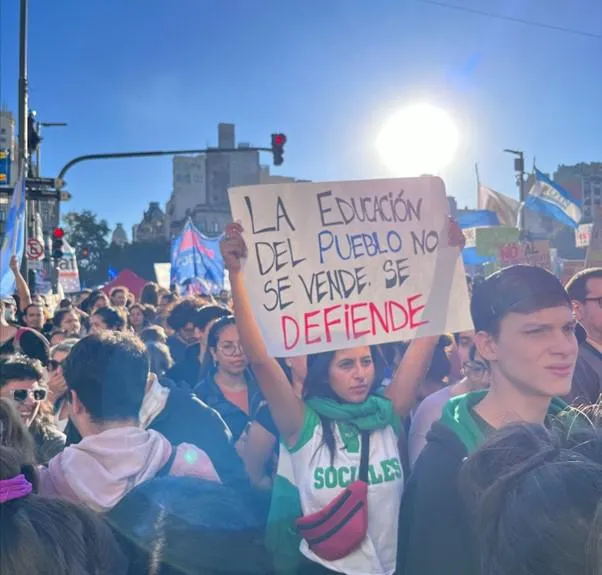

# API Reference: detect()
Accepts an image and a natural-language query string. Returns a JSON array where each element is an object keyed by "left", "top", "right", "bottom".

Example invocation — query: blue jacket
[{"left": 194, "top": 369, "right": 264, "bottom": 442}]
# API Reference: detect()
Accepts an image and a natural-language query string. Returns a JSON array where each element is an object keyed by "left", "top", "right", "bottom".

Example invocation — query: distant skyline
[{"left": 1, "top": 0, "right": 601, "bottom": 233}]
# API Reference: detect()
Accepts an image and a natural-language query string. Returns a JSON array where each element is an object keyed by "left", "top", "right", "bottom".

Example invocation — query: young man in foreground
[{"left": 397, "top": 265, "right": 578, "bottom": 575}]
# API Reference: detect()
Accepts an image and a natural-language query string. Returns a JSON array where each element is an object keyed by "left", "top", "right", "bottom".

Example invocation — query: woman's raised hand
[{"left": 221, "top": 222, "right": 248, "bottom": 274}]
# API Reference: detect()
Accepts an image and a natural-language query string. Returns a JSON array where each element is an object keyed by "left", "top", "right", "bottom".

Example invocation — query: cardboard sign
[
  {"left": 475, "top": 226, "right": 520, "bottom": 257},
  {"left": 499, "top": 240, "right": 552, "bottom": 270},
  {"left": 229, "top": 177, "right": 472, "bottom": 356}
]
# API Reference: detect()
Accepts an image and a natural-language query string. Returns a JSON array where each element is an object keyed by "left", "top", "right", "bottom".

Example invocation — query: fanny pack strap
[{"left": 358, "top": 431, "right": 371, "bottom": 483}]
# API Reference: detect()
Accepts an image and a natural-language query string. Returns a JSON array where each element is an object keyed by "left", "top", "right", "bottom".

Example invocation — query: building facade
[
  {"left": 132, "top": 202, "right": 167, "bottom": 243},
  {"left": 165, "top": 123, "right": 302, "bottom": 237},
  {"left": 0, "top": 110, "right": 16, "bottom": 186}
]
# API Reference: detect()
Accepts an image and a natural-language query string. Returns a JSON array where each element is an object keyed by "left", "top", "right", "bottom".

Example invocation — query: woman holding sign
[{"left": 221, "top": 222, "right": 464, "bottom": 575}]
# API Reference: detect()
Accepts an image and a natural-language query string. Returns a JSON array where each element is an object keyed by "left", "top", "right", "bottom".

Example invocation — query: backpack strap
[
  {"left": 156, "top": 446, "right": 177, "bottom": 478},
  {"left": 358, "top": 431, "right": 371, "bottom": 483}
]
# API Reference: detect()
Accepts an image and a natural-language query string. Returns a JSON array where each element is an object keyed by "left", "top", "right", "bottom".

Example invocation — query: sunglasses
[
  {"left": 48, "top": 359, "right": 63, "bottom": 372},
  {"left": 10, "top": 388, "right": 48, "bottom": 403}
]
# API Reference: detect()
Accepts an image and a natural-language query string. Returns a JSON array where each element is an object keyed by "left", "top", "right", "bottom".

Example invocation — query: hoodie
[
  {"left": 396, "top": 390, "right": 568, "bottom": 575},
  {"left": 39, "top": 427, "right": 220, "bottom": 512}
]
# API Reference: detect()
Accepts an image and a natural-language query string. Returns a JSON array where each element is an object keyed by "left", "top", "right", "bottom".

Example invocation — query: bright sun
[{"left": 376, "top": 103, "right": 460, "bottom": 177}]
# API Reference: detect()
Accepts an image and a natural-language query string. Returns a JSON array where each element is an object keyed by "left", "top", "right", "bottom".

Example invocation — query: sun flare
[{"left": 376, "top": 103, "right": 460, "bottom": 177}]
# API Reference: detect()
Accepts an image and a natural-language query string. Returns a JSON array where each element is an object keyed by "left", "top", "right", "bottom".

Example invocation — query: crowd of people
[{"left": 0, "top": 228, "right": 601, "bottom": 575}]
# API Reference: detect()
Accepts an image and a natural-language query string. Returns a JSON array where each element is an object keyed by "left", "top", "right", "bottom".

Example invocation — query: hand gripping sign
[{"left": 228, "top": 177, "right": 473, "bottom": 357}]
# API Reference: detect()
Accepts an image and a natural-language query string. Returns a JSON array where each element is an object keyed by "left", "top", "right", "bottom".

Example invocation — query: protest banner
[
  {"left": 499, "top": 240, "right": 552, "bottom": 270},
  {"left": 228, "top": 177, "right": 472, "bottom": 356},
  {"left": 585, "top": 206, "right": 602, "bottom": 268},
  {"left": 576, "top": 223, "right": 592, "bottom": 248},
  {"left": 475, "top": 226, "right": 519, "bottom": 257}
]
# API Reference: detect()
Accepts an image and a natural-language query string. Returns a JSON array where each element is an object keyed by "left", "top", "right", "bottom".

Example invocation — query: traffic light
[
  {"left": 271, "top": 133, "right": 286, "bottom": 166},
  {"left": 52, "top": 227, "right": 65, "bottom": 259},
  {"left": 81, "top": 246, "right": 90, "bottom": 259},
  {"left": 27, "top": 112, "right": 42, "bottom": 154}
]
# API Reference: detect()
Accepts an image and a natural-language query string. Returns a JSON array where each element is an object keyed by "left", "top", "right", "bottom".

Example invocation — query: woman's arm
[
  {"left": 10, "top": 255, "right": 32, "bottom": 310},
  {"left": 385, "top": 337, "right": 438, "bottom": 416},
  {"left": 224, "top": 223, "right": 305, "bottom": 446},
  {"left": 239, "top": 421, "right": 277, "bottom": 490}
]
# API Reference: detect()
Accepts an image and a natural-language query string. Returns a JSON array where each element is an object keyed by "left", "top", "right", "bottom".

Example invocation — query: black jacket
[
  {"left": 194, "top": 370, "right": 264, "bottom": 442},
  {"left": 149, "top": 386, "right": 250, "bottom": 489},
  {"left": 396, "top": 421, "right": 478, "bottom": 575}
]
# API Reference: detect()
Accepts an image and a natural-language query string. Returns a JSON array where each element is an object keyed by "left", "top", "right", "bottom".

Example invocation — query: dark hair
[
  {"left": 140, "top": 282, "right": 160, "bottom": 306},
  {"left": 129, "top": 303, "right": 153, "bottom": 327},
  {"left": 302, "top": 346, "right": 385, "bottom": 464},
  {"left": 0, "top": 446, "right": 128, "bottom": 575},
  {"left": 471, "top": 265, "right": 571, "bottom": 336},
  {"left": 0, "top": 354, "right": 45, "bottom": 389},
  {"left": 59, "top": 298, "right": 72, "bottom": 309},
  {"left": 147, "top": 342, "right": 174, "bottom": 377},
  {"left": 194, "top": 305, "right": 230, "bottom": 332},
  {"left": 565, "top": 267, "right": 602, "bottom": 302},
  {"left": 110, "top": 286, "right": 128, "bottom": 298},
  {"left": 93, "top": 306, "right": 127, "bottom": 331},
  {"left": 24, "top": 303, "right": 43, "bottom": 316},
  {"left": 140, "top": 325, "right": 168, "bottom": 344},
  {"left": 63, "top": 332, "right": 149, "bottom": 423},
  {"left": 425, "top": 338, "right": 452, "bottom": 383},
  {"left": 200, "top": 315, "right": 236, "bottom": 377},
  {"left": 82, "top": 290, "right": 109, "bottom": 314},
  {"left": 167, "top": 298, "right": 201, "bottom": 331},
  {"left": 52, "top": 307, "right": 80, "bottom": 330},
  {"left": 0, "top": 398, "right": 38, "bottom": 489},
  {"left": 107, "top": 477, "right": 272, "bottom": 575},
  {"left": 460, "top": 421, "right": 602, "bottom": 575}
]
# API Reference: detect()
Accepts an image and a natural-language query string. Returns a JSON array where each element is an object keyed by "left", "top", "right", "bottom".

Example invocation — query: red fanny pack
[{"left": 295, "top": 430, "right": 370, "bottom": 561}]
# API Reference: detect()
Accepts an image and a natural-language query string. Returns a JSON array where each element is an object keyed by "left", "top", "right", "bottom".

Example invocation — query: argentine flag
[
  {"left": 0, "top": 171, "right": 26, "bottom": 297},
  {"left": 525, "top": 168, "right": 582, "bottom": 228}
]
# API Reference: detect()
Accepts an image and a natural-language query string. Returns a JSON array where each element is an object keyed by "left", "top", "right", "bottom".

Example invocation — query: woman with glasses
[
  {"left": 194, "top": 315, "right": 264, "bottom": 443},
  {"left": 408, "top": 345, "right": 490, "bottom": 467},
  {"left": 0, "top": 354, "right": 65, "bottom": 464}
]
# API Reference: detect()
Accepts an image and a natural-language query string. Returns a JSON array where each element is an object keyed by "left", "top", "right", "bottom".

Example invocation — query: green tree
[{"left": 63, "top": 210, "right": 110, "bottom": 285}]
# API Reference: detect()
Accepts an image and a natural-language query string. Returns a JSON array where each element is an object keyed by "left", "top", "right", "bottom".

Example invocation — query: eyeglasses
[
  {"left": 48, "top": 359, "right": 63, "bottom": 372},
  {"left": 463, "top": 360, "right": 488, "bottom": 375},
  {"left": 585, "top": 297, "right": 602, "bottom": 308},
  {"left": 217, "top": 342, "right": 245, "bottom": 356},
  {"left": 10, "top": 388, "right": 48, "bottom": 403}
]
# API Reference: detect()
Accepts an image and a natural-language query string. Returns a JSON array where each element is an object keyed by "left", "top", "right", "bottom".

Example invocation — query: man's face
[
  {"left": 25, "top": 305, "right": 45, "bottom": 329},
  {"left": 455, "top": 330, "right": 475, "bottom": 367},
  {"left": 111, "top": 290, "right": 127, "bottom": 308},
  {"left": 477, "top": 305, "right": 578, "bottom": 398},
  {"left": 0, "top": 378, "right": 46, "bottom": 426},
  {"left": 575, "top": 277, "right": 602, "bottom": 338}
]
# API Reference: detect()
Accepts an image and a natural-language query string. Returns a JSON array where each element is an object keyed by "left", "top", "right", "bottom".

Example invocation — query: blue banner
[
  {"left": 456, "top": 210, "right": 500, "bottom": 229},
  {"left": 170, "top": 220, "right": 225, "bottom": 292},
  {"left": 0, "top": 172, "right": 26, "bottom": 297}
]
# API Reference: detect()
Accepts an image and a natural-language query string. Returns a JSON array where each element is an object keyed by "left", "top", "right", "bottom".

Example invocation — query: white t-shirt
[{"left": 287, "top": 406, "right": 404, "bottom": 575}]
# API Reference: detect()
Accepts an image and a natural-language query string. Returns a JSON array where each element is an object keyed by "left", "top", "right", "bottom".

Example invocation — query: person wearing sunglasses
[
  {"left": 408, "top": 344, "right": 490, "bottom": 468},
  {"left": 564, "top": 267, "right": 602, "bottom": 406},
  {"left": 0, "top": 354, "right": 65, "bottom": 464}
]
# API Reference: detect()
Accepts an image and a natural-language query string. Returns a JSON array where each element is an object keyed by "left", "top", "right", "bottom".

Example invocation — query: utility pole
[{"left": 17, "top": 0, "right": 31, "bottom": 286}]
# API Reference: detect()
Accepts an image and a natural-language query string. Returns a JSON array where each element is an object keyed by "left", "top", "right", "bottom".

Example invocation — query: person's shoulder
[{"left": 413, "top": 421, "right": 468, "bottom": 476}]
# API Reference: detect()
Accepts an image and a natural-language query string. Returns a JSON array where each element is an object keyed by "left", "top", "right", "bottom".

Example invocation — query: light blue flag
[
  {"left": 0, "top": 172, "right": 26, "bottom": 297},
  {"left": 525, "top": 168, "right": 582, "bottom": 228}
]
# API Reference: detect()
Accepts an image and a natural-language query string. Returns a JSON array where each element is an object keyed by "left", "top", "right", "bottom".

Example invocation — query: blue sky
[{"left": 1, "top": 0, "right": 601, "bottom": 236}]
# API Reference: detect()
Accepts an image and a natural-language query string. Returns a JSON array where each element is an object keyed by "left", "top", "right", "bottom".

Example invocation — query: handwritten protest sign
[
  {"left": 576, "top": 223, "right": 592, "bottom": 248},
  {"left": 499, "top": 240, "right": 552, "bottom": 270},
  {"left": 229, "top": 177, "right": 472, "bottom": 356},
  {"left": 475, "top": 227, "right": 519, "bottom": 257}
]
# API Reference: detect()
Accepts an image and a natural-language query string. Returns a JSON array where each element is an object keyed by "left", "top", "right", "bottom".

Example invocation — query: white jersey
[{"left": 287, "top": 406, "right": 404, "bottom": 575}]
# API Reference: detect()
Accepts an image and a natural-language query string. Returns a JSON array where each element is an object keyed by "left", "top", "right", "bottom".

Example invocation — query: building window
[{"left": 212, "top": 221, "right": 219, "bottom": 233}]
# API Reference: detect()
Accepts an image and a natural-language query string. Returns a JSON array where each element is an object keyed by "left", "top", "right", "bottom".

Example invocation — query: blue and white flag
[
  {"left": 170, "top": 219, "right": 225, "bottom": 293},
  {"left": 0, "top": 172, "right": 26, "bottom": 297},
  {"left": 525, "top": 169, "right": 582, "bottom": 228}
]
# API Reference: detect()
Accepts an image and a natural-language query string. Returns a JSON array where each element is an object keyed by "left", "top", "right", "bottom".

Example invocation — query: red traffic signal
[
  {"left": 52, "top": 227, "right": 65, "bottom": 239},
  {"left": 271, "top": 133, "right": 287, "bottom": 166}
]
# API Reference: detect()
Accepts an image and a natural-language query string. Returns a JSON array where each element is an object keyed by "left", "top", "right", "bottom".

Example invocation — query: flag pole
[{"left": 475, "top": 162, "right": 481, "bottom": 208}]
